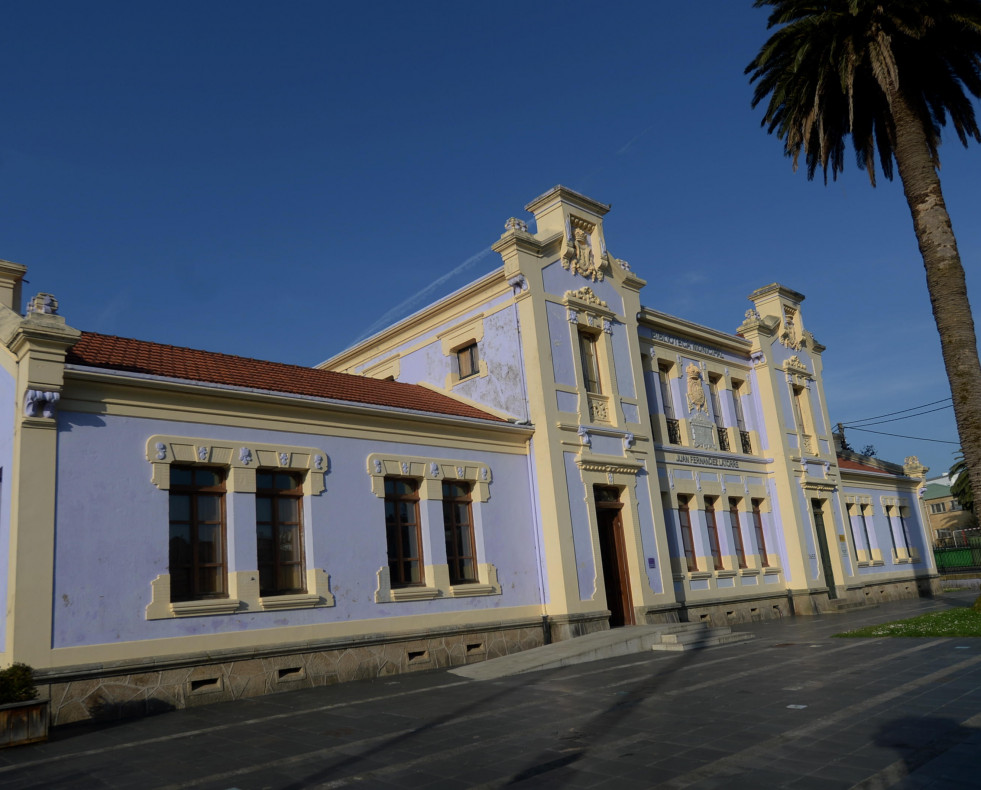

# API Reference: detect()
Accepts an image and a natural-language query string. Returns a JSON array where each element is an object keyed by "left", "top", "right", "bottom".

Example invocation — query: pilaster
[{"left": 4, "top": 296, "right": 80, "bottom": 668}]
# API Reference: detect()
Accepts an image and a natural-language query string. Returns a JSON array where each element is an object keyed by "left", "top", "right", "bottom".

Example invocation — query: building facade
[{"left": 0, "top": 187, "right": 938, "bottom": 725}]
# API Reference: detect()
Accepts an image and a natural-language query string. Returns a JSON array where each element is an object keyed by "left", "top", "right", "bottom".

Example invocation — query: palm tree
[{"left": 747, "top": 0, "right": 981, "bottom": 505}]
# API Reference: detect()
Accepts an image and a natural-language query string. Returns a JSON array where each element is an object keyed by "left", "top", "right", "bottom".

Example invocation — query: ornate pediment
[{"left": 564, "top": 287, "right": 608, "bottom": 309}]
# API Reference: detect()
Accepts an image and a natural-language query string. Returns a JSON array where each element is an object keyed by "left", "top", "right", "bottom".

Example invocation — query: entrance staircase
[{"left": 450, "top": 622, "right": 754, "bottom": 681}]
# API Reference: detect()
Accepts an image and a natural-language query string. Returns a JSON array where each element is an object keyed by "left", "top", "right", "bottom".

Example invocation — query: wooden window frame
[
  {"left": 752, "top": 499, "right": 769, "bottom": 567},
  {"left": 384, "top": 477, "right": 424, "bottom": 588},
  {"left": 678, "top": 496, "right": 697, "bottom": 572},
  {"left": 456, "top": 342, "right": 479, "bottom": 380},
  {"left": 578, "top": 330, "right": 603, "bottom": 394},
  {"left": 728, "top": 497, "right": 747, "bottom": 569},
  {"left": 442, "top": 481, "right": 478, "bottom": 585},
  {"left": 256, "top": 469, "right": 306, "bottom": 597},
  {"left": 704, "top": 497, "right": 724, "bottom": 570},
  {"left": 168, "top": 465, "right": 228, "bottom": 602}
]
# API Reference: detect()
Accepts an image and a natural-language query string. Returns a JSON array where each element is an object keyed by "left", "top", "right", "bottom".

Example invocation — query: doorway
[
  {"left": 594, "top": 486, "right": 634, "bottom": 627},
  {"left": 812, "top": 499, "right": 838, "bottom": 600}
]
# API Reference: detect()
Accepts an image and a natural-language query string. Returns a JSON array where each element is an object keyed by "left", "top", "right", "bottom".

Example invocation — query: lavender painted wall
[
  {"left": 541, "top": 261, "right": 624, "bottom": 315},
  {"left": 392, "top": 301, "right": 528, "bottom": 419},
  {"left": 52, "top": 412, "right": 541, "bottom": 648},
  {"left": 546, "top": 301, "right": 575, "bottom": 388},
  {"left": 0, "top": 367, "right": 15, "bottom": 651}
]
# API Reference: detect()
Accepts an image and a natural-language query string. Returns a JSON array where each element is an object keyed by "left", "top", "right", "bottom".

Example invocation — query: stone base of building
[
  {"left": 789, "top": 574, "right": 942, "bottom": 616},
  {"left": 36, "top": 618, "right": 546, "bottom": 727},
  {"left": 675, "top": 591, "right": 792, "bottom": 628},
  {"left": 546, "top": 611, "right": 610, "bottom": 642}
]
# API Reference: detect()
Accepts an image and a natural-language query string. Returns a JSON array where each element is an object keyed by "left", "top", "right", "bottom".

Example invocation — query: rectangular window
[
  {"left": 169, "top": 466, "right": 227, "bottom": 602},
  {"left": 457, "top": 343, "right": 479, "bottom": 379},
  {"left": 678, "top": 497, "right": 697, "bottom": 572},
  {"left": 752, "top": 499, "right": 769, "bottom": 567},
  {"left": 897, "top": 508, "right": 912, "bottom": 552},
  {"left": 579, "top": 331, "right": 602, "bottom": 394},
  {"left": 883, "top": 505, "right": 898, "bottom": 554},
  {"left": 658, "top": 362, "right": 682, "bottom": 445},
  {"left": 705, "top": 498, "right": 724, "bottom": 570},
  {"left": 858, "top": 506, "right": 873, "bottom": 554},
  {"left": 728, "top": 498, "right": 747, "bottom": 568},
  {"left": 256, "top": 470, "right": 305, "bottom": 596},
  {"left": 384, "top": 478, "right": 423, "bottom": 587},
  {"left": 442, "top": 482, "right": 477, "bottom": 584},
  {"left": 731, "top": 380, "right": 747, "bottom": 430}
]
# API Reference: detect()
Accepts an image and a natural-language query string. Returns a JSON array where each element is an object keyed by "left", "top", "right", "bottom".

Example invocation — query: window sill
[
  {"left": 739, "top": 568, "right": 761, "bottom": 577},
  {"left": 856, "top": 561, "right": 870, "bottom": 568},
  {"left": 389, "top": 586, "right": 441, "bottom": 602},
  {"left": 170, "top": 598, "right": 242, "bottom": 617},
  {"left": 689, "top": 571, "right": 714, "bottom": 581},
  {"left": 716, "top": 570, "right": 738, "bottom": 579},
  {"left": 869, "top": 560, "right": 885, "bottom": 567},
  {"left": 762, "top": 567, "right": 782, "bottom": 576},
  {"left": 258, "top": 593, "right": 326, "bottom": 610},
  {"left": 448, "top": 582, "right": 500, "bottom": 597}
]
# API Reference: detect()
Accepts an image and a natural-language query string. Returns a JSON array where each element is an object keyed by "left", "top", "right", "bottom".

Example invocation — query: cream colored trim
[
  {"left": 362, "top": 355, "right": 400, "bottom": 380},
  {"left": 48, "top": 603, "right": 548, "bottom": 668},
  {"left": 366, "top": 453, "right": 499, "bottom": 602},
  {"left": 374, "top": 563, "right": 502, "bottom": 603},
  {"left": 146, "top": 435, "right": 328, "bottom": 494},
  {"left": 147, "top": 568, "right": 334, "bottom": 620},
  {"left": 366, "top": 452, "right": 491, "bottom": 501},
  {"left": 64, "top": 372, "right": 531, "bottom": 454}
]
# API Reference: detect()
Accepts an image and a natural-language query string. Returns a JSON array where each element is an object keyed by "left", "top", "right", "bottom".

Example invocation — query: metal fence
[{"left": 934, "top": 534, "right": 981, "bottom": 572}]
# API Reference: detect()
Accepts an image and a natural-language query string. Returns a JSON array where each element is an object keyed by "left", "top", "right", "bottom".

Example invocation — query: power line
[
  {"left": 846, "top": 426, "right": 960, "bottom": 445},
  {"left": 841, "top": 397, "right": 952, "bottom": 425},
  {"left": 842, "top": 404, "right": 953, "bottom": 427}
]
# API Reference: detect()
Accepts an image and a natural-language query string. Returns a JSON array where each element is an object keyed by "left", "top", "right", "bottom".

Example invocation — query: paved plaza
[{"left": 3, "top": 592, "right": 981, "bottom": 789}]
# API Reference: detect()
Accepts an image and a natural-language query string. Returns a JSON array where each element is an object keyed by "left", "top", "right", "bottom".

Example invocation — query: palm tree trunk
[{"left": 890, "top": 90, "right": 981, "bottom": 511}]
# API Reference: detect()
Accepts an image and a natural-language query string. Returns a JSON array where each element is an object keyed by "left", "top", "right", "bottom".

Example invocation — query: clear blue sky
[{"left": 4, "top": 1, "right": 978, "bottom": 476}]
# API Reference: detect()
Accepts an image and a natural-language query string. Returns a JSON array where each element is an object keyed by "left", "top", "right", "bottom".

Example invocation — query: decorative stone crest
[
  {"left": 400, "top": 461, "right": 409, "bottom": 475},
  {"left": 780, "top": 307, "right": 805, "bottom": 351},
  {"left": 566, "top": 308, "right": 579, "bottom": 324},
  {"left": 564, "top": 287, "right": 608, "bottom": 309},
  {"left": 504, "top": 217, "right": 528, "bottom": 233},
  {"left": 315, "top": 454, "right": 325, "bottom": 471},
  {"left": 561, "top": 218, "right": 605, "bottom": 282},
  {"left": 373, "top": 459, "right": 383, "bottom": 474},
  {"left": 602, "top": 318, "right": 613, "bottom": 335},
  {"left": 786, "top": 355, "right": 807, "bottom": 370},
  {"left": 197, "top": 446, "right": 209, "bottom": 461},
  {"left": 155, "top": 442, "right": 167, "bottom": 461},
  {"left": 686, "top": 363, "right": 707, "bottom": 414},
  {"left": 429, "top": 462, "right": 439, "bottom": 477},
  {"left": 239, "top": 447, "right": 252, "bottom": 465},
  {"left": 689, "top": 413, "right": 716, "bottom": 450},
  {"left": 577, "top": 425, "right": 592, "bottom": 448},
  {"left": 279, "top": 452, "right": 289, "bottom": 466},
  {"left": 623, "top": 433, "right": 635, "bottom": 451},
  {"left": 508, "top": 274, "right": 528, "bottom": 295},
  {"left": 27, "top": 293, "right": 58, "bottom": 315},
  {"left": 744, "top": 308, "right": 760, "bottom": 321}
]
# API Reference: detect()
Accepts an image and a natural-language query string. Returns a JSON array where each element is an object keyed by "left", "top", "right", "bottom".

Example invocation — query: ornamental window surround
[
  {"left": 145, "top": 435, "right": 332, "bottom": 620},
  {"left": 366, "top": 453, "right": 500, "bottom": 602}
]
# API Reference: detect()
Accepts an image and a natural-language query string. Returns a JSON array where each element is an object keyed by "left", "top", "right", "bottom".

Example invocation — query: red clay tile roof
[
  {"left": 66, "top": 332, "right": 505, "bottom": 423},
  {"left": 837, "top": 457, "right": 903, "bottom": 476}
]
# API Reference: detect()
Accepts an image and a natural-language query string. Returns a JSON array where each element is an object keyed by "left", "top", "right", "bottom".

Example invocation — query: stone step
[{"left": 651, "top": 630, "right": 756, "bottom": 652}]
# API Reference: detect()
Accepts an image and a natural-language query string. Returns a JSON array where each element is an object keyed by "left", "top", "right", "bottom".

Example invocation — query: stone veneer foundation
[{"left": 36, "top": 620, "right": 546, "bottom": 727}]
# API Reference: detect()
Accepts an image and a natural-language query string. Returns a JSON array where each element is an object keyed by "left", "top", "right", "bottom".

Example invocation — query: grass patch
[{"left": 835, "top": 608, "right": 981, "bottom": 638}]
